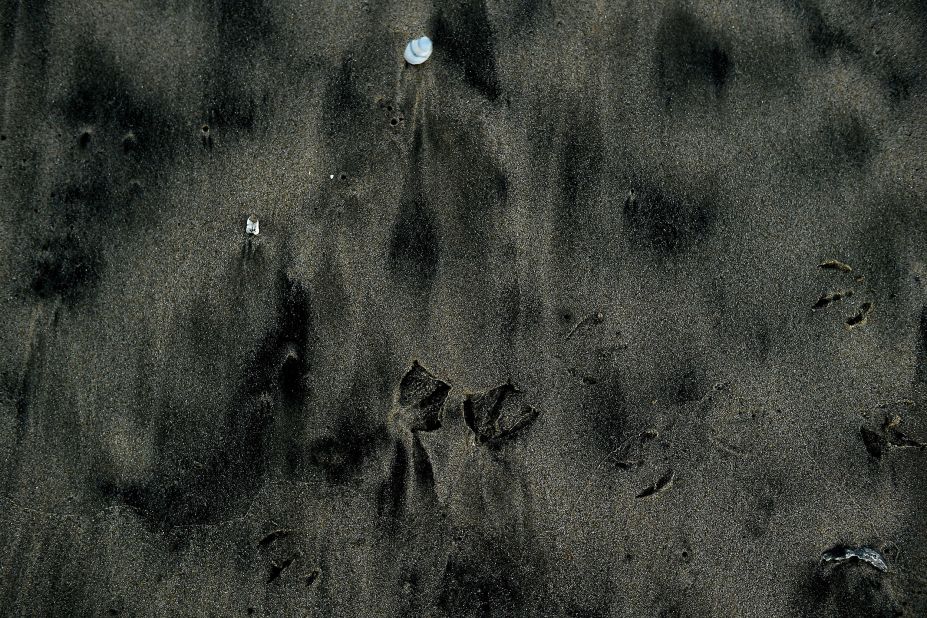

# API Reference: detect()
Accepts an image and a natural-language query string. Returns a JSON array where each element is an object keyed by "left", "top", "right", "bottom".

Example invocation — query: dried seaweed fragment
[
  {"left": 820, "top": 545, "right": 888, "bottom": 572},
  {"left": 846, "top": 301, "right": 874, "bottom": 328},
  {"left": 813, "top": 289, "right": 852, "bottom": 310},
  {"left": 636, "top": 469, "right": 674, "bottom": 499},
  {"left": 884, "top": 414, "right": 926, "bottom": 449},
  {"left": 819, "top": 259, "right": 853, "bottom": 272},
  {"left": 860, "top": 413, "right": 924, "bottom": 458},
  {"left": 463, "top": 383, "right": 540, "bottom": 445},
  {"left": 268, "top": 556, "right": 296, "bottom": 583},
  {"left": 566, "top": 311, "right": 606, "bottom": 340},
  {"left": 258, "top": 529, "right": 291, "bottom": 547},
  {"left": 393, "top": 361, "right": 451, "bottom": 431}
]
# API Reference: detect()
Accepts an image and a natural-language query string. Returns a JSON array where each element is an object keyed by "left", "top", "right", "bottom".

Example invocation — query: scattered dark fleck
[{"left": 636, "top": 469, "right": 675, "bottom": 499}]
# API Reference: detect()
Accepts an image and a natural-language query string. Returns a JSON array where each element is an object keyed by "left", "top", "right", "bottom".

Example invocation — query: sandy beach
[{"left": 1, "top": 0, "right": 926, "bottom": 615}]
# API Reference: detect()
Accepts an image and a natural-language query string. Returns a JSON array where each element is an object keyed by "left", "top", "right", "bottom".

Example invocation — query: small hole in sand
[
  {"left": 78, "top": 131, "right": 92, "bottom": 149},
  {"left": 387, "top": 105, "right": 393, "bottom": 112},
  {"left": 339, "top": 173, "right": 347, "bottom": 181},
  {"left": 201, "top": 124, "right": 209, "bottom": 133},
  {"left": 390, "top": 118, "right": 398, "bottom": 126},
  {"left": 0, "top": 134, "right": 6, "bottom": 141}
]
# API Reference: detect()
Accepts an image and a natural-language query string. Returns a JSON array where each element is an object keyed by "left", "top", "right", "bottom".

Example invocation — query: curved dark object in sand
[
  {"left": 820, "top": 546, "right": 888, "bottom": 572},
  {"left": 463, "top": 383, "right": 540, "bottom": 445}
]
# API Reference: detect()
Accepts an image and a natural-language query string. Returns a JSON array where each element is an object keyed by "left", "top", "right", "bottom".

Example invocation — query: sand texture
[{"left": 1, "top": 0, "right": 927, "bottom": 616}]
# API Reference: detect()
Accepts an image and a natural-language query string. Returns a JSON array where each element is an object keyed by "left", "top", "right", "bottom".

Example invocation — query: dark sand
[{"left": 2, "top": 0, "right": 926, "bottom": 615}]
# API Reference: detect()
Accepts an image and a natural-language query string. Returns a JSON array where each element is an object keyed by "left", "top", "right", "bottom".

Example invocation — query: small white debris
[
  {"left": 330, "top": 174, "right": 334, "bottom": 180},
  {"left": 246, "top": 214, "right": 259, "bottom": 236}
]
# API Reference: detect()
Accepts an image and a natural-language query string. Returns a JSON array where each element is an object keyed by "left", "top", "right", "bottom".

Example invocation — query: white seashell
[
  {"left": 404, "top": 36, "right": 432, "bottom": 65},
  {"left": 246, "top": 214, "right": 259, "bottom": 236}
]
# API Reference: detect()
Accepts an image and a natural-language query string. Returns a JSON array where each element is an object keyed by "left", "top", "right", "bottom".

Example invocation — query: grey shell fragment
[
  {"left": 463, "top": 383, "right": 540, "bottom": 445},
  {"left": 394, "top": 361, "right": 451, "bottom": 432},
  {"left": 820, "top": 546, "right": 888, "bottom": 572}
]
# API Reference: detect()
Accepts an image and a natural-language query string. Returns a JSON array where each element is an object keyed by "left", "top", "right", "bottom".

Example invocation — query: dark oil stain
[
  {"left": 410, "top": 433, "right": 436, "bottom": 492},
  {"left": 439, "top": 542, "right": 529, "bottom": 616},
  {"left": 322, "top": 55, "right": 366, "bottom": 139},
  {"left": 819, "top": 259, "right": 853, "bottom": 273},
  {"left": 881, "top": 69, "right": 913, "bottom": 105},
  {"left": 655, "top": 7, "right": 732, "bottom": 108},
  {"left": 623, "top": 180, "right": 714, "bottom": 255},
  {"left": 30, "top": 230, "right": 100, "bottom": 301},
  {"left": 376, "top": 439, "right": 408, "bottom": 526},
  {"left": 258, "top": 529, "right": 290, "bottom": 548},
  {"left": 201, "top": 0, "right": 276, "bottom": 133},
  {"left": 63, "top": 41, "right": 180, "bottom": 159},
  {"left": 306, "top": 352, "right": 393, "bottom": 485},
  {"left": 555, "top": 103, "right": 602, "bottom": 253},
  {"left": 793, "top": 1, "right": 856, "bottom": 58},
  {"left": 388, "top": 186, "right": 440, "bottom": 294},
  {"left": 95, "top": 267, "right": 313, "bottom": 529},
  {"left": 669, "top": 368, "right": 708, "bottom": 405},
  {"left": 813, "top": 290, "right": 851, "bottom": 311},
  {"left": 431, "top": 0, "right": 501, "bottom": 101},
  {"left": 307, "top": 418, "right": 388, "bottom": 484},
  {"left": 578, "top": 371, "right": 628, "bottom": 457},
  {"left": 821, "top": 113, "right": 874, "bottom": 169}
]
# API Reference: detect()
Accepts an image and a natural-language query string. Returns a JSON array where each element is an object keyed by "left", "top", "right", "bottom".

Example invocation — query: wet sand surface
[{"left": 1, "top": 1, "right": 927, "bottom": 616}]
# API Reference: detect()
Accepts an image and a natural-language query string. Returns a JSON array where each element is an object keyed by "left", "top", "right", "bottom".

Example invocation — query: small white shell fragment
[
  {"left": 246, "top": 214, "right": 259, "bottom": 236},
  {"left": 404, "top": 36, "right": 432, "bottom": 65}
]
